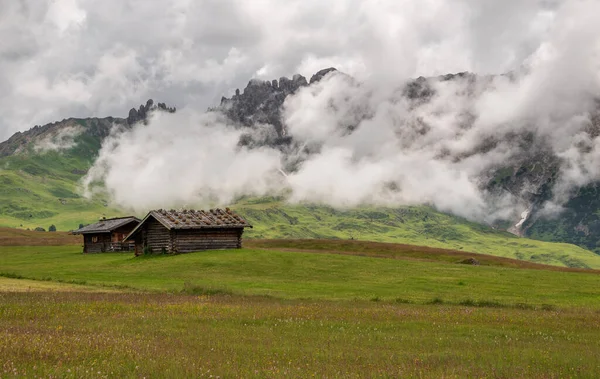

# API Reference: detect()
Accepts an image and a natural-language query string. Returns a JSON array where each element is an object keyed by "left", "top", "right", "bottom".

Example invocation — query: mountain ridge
[{"left": 0, "top": 99, "right": 176, "bottom": 158}]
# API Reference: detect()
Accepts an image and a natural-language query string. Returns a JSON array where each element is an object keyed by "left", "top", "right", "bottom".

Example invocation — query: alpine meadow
[{"left": 2, "top": 1, "right": 600, "bottom": 378}]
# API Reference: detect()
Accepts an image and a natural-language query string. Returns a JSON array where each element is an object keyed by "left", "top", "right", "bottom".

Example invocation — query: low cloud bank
[{"left": 82, "top": 111, "right": 284, "bottom": 208}]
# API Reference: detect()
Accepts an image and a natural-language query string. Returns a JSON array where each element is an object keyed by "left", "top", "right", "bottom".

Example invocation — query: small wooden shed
[
  {"left": 73, "top": 216, "right": 141, "bottom": 253},
  {"left": 124, "top": 208, "right": 252, "bottom": 255}
]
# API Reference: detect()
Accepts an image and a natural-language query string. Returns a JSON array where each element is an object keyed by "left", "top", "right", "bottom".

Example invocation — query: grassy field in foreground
[
  {"left": 2, "top": 239, "right": 600, "bottom": 378},
  {"left": 0, "top": 277, "right": 120, "bottom": 292},
  {"left": 1, "top": 292, "right": 599, "bottom": 378},
  {"left": 2, "top": 245, "right": 600, "bottom": 308}
]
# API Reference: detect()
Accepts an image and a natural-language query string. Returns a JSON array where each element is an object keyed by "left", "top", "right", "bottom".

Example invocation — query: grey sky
[{"left": 0, "top": 0, "right": 567, "bottom": 140}]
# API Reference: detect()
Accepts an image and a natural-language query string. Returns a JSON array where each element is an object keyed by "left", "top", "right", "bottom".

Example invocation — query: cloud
[
  {"left": 0, "top": 0, "right": 564, "bottom": 141},
  {"left": 34, "top": 125, "right": 83, "bottom": 153},
  {"left": 82, "top": 110, "right": 284, "bottom": 210},
  {"left": 278, "top": 72, "right": 515, "bottom": 221}
]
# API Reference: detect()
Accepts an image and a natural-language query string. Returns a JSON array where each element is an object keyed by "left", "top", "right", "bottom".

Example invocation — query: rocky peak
[
  {"left": 126, "top": 98, "right": 176, "bottom": 125},
  {"left": 219, "top": 68, "right": 339, "bottom": 138},
  {"left": 309, "top": 67, "right": 338, "bottom": 84}
]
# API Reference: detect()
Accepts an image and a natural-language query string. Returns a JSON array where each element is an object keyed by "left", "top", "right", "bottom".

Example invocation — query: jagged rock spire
[{"left": 126, "top": 99, "right": 176, "bottom": 125}]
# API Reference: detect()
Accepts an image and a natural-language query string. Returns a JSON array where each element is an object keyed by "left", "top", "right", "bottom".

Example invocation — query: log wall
[
  {"left": 134, "top": 235, "right": 143, "bottom": 256},
  {"left": 132, "top": 217, "right": 246, "bottom": 255},
  {"left": 83, "top": 234, "right": 135, "bottom": 253},
  {"left": 143, "top": 218, "right": 173, "bottom": 253},
  {"left": 173, "top": 228, "right": 244, "bottom": 253},
  {"left": 83, "top": 233, "right": 111, "bottom": 253},
  {"left": 82, "top": 221, "right": 139, "bottom": 254}
]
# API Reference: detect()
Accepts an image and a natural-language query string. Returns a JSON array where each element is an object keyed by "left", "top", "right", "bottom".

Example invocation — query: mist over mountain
[{"left": 80, "top": 57, "right": 599, "bottom": 244}]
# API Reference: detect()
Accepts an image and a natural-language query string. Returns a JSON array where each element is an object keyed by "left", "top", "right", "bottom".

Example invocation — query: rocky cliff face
[
  {"left": 0, "top": 99, "right": 175, "bottom": 158},
  {"left": 218, "top": 68, "right": 337, "bottom": 145},
  {"left": 126, "top": 99, "right": 176, "bottom": 125}
]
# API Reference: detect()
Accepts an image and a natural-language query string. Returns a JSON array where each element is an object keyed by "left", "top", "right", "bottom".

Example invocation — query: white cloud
[
  {"left": 34, "top": 125, "right": 83, "bottom": 153},
  {"left": 82, "top": 110, "right": 284, "bottom": 211},
  {"left": 0, "top": 0, "right": 567, "bottom": 140}
]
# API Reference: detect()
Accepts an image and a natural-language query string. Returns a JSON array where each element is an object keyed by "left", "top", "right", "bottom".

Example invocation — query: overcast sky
[{"left": 0, "top": 0, "right": 566, "bottom": 141}]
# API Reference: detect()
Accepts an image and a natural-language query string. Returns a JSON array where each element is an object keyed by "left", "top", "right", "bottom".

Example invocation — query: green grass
[
  {"left": 0, "top": 168, "right": 118, "bottom": 231},
  {"left": 2, "top": 246, "right": 600, "bottom": 308},
  {"left": 237, "top": 198, "right": 600, "bottom": 269},
  {"left": 2, "top": 242, "right": 600, "bottom": 377},
  {"left": 245, "top": 239, "right": 600, "bottom": 272},
  {"left": 2, "top": 292, "right": 600, "bottom": 378},
  {"left": 0, "top": 125, "right": 120, "bottom": 232}
]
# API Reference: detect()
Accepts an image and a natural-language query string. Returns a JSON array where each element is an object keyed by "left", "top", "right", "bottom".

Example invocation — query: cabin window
[{"left": 92, "top": 236, "right": 98, "bottom": 243}]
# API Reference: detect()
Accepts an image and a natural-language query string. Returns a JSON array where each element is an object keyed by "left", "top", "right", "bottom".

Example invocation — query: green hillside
[
  {"left": 236, "top": 198, "right": 600, "bottom": 269},
  {"left": 0, "top": 120, "right": 120, "bottom": 231},
  {"left": 1, "top": 124, "right": 600, "bottom": 269},
  {"left": 526, "top": 183, "right": 600, "bottom": 252}
]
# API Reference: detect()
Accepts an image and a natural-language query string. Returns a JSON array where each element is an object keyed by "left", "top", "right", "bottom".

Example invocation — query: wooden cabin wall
[
  {"left": 83, "top": 233, "right": 112, "bottom": 253},
  {"left": 173, "top": 228, "right": 243, "bottom": 253},
  {"left": 83, "top": 233, "right": 135, "bottom": 253},
  {"left": 143, "top": 218, "right": 173, "bottom": 253}
]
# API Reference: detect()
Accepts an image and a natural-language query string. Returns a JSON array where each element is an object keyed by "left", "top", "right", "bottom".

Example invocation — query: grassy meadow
[
  {"left": 2, "top": 232, "right": 600, "bottom": 377},
  {"left": 0, "top": 227, "right": 79, "bottom": 246},
  {"left": 2, "top": 244, "right": 600, "bottom": 307},
  {"left": 2, "top": 291, "right": 600, "bottom": 378}
]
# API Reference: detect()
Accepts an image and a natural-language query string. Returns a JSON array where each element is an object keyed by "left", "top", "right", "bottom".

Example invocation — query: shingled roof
[
  {"left": 125, "top": 208, "right": 252, "bottom": 240},
  {"left": 72, "top": 216, "right": 141, "bottom": 234}
]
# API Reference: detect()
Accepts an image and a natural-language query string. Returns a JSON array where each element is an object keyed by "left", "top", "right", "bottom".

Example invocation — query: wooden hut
[
  {"left": 124, "top": 208, "right": 252, "bottom": 255},
  {"left": 73, "top": 216, "right": 141, "bottom": 253}
]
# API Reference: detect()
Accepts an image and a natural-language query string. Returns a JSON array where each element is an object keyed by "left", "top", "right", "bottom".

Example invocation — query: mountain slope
[
  {"left": 0, "top": 100, "right": 174, "bottom": 231},
  {"left": 0, "top": 119, "right": 118, "bottom": 231},
  {"left": 236, "top": 197, "right": 600, "bottom": 269}
]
